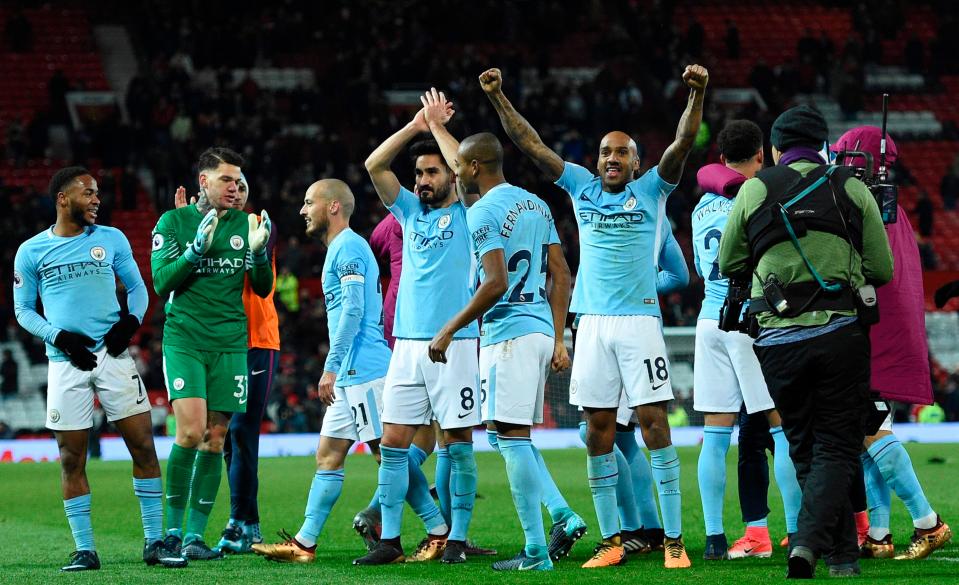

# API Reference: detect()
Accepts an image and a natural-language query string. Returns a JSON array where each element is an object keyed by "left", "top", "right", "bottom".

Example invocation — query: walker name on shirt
[{"left": 693, "top": 197, "right": 733, "bottom": 224}]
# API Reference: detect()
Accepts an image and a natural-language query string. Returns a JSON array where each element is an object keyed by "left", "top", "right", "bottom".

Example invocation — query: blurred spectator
[
  {"left": 48, "top": 70, "right": 71, "bottom": 124},
  {"left": 916, "top": 235, "right": 938, "bottom": 270},
  {"left": 797, "top": 28, "right": 818, "bottom": 57},
  {"left": 1, "top": 350, "right": 17, "bottom": 400},
  {"left": 725, "top": 19, "right": 740, "bottom": 59},
  {"left": 5, "top": 116, "right": 27, "bottom": 166},
  {"left": 275, "top": 266, "right": 300, "bottom": 313},
  {"left": 905, "top": 33, "right": 924, "bottom": 75},
  {"left": 4, "top": 9, "right": 33, "bottom": 53},
  {"left": 0, "top": 421, "right": 13, "bottom": 439},
  {"left": 686, "top": 17, "right": 705, "bottom": 58},
  {"left": 942, "top": 162, "right": 959, "bottom": 210},
  {"left": 914, "top": 189, "right": 934, "bottom": 237}
]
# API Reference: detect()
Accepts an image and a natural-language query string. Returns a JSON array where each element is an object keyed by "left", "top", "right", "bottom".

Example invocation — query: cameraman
[
  {"left": 833, "top": 127, "right": 951, "bottom": 561},
  {"left": 718, "top": 105, "right": 893, "bottom": 578}
]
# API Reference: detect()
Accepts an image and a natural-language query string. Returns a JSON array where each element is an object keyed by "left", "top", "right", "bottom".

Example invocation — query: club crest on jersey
[
  {"left": 438, "top": 214, "right": 452, "bottom": 229},
  {"left": 90, "top": 246, "right": 106, "bottom": 261},
  {"left": 624, "top": 196, "right": 637, "bottom": 211},
  {"left": 152, "top": 233, "right": 164, "bottom": 251},
  {"left": 230, "top": 235, "right": 244, "bottom": 250},
  {"left": 13, "top": 270, "right": 23, "bottom": 288},
  {"left": 49, "top": 409, "right": 60, "bottom": 423}
]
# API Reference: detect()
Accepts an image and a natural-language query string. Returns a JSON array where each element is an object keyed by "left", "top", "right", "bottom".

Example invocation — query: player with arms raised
[
  {"left": 355, "top": 103, "right": 480, "bottom": 566},
  {"left": 14, "top": 166, "right": 186, "bottom": 571},
  {"left": 481, "top": 64, "right": 708, "bottom": 569},
  {"left": 151, "top": 147, "right": 273, "bottom": 559}
]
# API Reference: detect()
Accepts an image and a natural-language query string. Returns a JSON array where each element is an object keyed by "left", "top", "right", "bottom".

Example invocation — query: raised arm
[
  {"left": 364, "top": 109, "right": 430, "bottom": 207},
  {"left": 658, "top": 64, "right": 709, "bottom": 185},
  {"left": 421, "top": 88, "right": 479, "bottom": 207},
  {"left": 480, "top": 68, "right": 565, "bottom": 181}
]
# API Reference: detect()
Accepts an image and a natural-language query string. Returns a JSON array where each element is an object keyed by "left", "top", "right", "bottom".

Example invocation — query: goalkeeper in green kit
[{"left": 151, "top": 147, "right": 274, "bottom": 560}]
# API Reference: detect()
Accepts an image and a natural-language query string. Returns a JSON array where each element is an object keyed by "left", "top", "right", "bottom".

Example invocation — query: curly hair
[{"left": 717, "top": 120, "right": 763, "bottom": 164}]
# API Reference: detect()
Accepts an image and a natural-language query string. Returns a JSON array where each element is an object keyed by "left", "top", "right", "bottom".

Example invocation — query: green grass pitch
[{"left": 2, "top": 444, "right": 957, "bottom": 584}]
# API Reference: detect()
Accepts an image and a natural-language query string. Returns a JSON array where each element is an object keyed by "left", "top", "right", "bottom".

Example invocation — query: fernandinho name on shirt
[{"left": 501, "top": 197, "right": 553, "bottom": 238}]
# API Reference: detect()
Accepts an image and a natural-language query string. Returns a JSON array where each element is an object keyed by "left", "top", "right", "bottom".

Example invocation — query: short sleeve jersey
[
  {"left": 555, "top": 162, "right": 677, "bottom": 316},
  {"left": 322, "top": 229, "right": 391, "bottom": 386},
  {"left": 151, "top": 206, "right": 252, "bottom": 352},
  {"left": 692, "top": 192, "right": 735, "bottom": 321},
  {"left": 467, "top": 183, "right": 559, "bottom": 347},
  {"left": 387, "top": 187, "right": 478, "bottom": 339}
]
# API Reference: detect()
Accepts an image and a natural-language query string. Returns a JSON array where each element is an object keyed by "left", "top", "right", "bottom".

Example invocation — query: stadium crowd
[{"left": 3, "top": 0, "right": 959, "bottom": 431}]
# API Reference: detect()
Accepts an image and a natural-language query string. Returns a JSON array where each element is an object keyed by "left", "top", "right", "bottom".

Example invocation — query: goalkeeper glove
[
  {"left": 53, "top": 330, "right": 97, "bottom": 371},
  {"left": 248, "top": 210, "right": 271, "bottom": 262},
  {"left": 103, "top": 314, "right": 140, "bottom": 357},
  {"left": 184, "top": 209, "right": 219, "bottom": 263}
]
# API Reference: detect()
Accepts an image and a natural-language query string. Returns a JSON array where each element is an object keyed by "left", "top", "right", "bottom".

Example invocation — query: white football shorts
[
  {"left": 382, "top": 338, "right": 481, "bottom": 429},
  {"left": 570, "top": 315, "right": 674, "bottom": 410},
  {"left": 480, "top": 333, "right": 553, "bottom": 426},
  {"left": 46, "top": 348, "right": 150, "bottom": 431},
  {"left": 693, "top": 319, "right": 774, "bottom": 414}
]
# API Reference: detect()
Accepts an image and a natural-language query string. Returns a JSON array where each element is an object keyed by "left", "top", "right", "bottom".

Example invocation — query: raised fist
[
  {"left": 683, "top": 64, "right": 709, "bottom": 91},
  {"left": 479, "top": 68, "right": 503, "bottom": 94}
]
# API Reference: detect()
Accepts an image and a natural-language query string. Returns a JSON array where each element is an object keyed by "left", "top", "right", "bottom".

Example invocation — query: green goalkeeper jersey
[{"left": 151, "top": 205, "right": 273, "bottom": 352}]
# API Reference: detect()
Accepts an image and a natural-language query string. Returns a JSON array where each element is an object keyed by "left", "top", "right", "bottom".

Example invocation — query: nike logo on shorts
[
  {"left": 457, "top": 412, "right": 473, "bottom": 419},
  {"left": 136, "top": 396, "right": 146, "bottom": 405},
  {"left": 652, "top": 382, "right": 668, "bottom": 391},
  {"left": 198, "top": 498, "right": 215, "bottom": 505},
  {"left": 251, "top": 369, "right": 266, "bottom": 375}
]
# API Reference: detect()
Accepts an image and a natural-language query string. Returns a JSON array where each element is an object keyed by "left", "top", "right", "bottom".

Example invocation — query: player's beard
[
  {"left": 306, "top": 214, "right": 327, "bottom": 240},
  {"left": 71, "top": 203, "right": 95, "bottom": 226},
  {"left": 417, "top": 182, "right": 450, "bottom": 206}
]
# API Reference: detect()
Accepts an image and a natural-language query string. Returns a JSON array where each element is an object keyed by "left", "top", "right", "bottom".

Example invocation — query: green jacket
[{"left": 717, "top": 161, "right": 894, "bottom": 329}]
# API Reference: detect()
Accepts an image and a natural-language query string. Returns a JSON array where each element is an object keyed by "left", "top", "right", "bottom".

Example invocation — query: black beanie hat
[{"left": 770, "top": 105, "right": 829, "bottom": 150}]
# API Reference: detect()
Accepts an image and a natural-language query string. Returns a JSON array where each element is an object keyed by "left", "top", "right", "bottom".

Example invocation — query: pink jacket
[
  {"left": 870, "top": 205, "right": 933, "bottom": 404},
  {"left": 370, "top": 214, "right": 403, "bottom": 349}
]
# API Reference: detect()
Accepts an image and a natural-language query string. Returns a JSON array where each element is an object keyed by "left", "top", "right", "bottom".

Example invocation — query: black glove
[
  {"left": 935, "top": 280, "right": 959, "bottom": 309},
  {"left": 103, "top": 314, "right": 140, "bottom": 357},
  {"left": 53, "top": 331, "right": 97, "bottom": 371}
]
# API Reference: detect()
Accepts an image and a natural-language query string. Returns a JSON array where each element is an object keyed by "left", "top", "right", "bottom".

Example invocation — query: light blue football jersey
[
  {"left": 556, "top": 162, "right": 677, "bottom": 316},
  {"left": 13, "top": 225, "right": 148, "bottom": 361},
  {"left": 467, "top": 182, "right": 560, "bottom": 347},
  {"left": 322, "top": 229, "right": 391, "bottom": 386},
  {"left": 691, "top": 191, "right": 735, "bottom": 321},
  {"left": 388, "top": 187, "right": 479, "bottom": 340}
]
